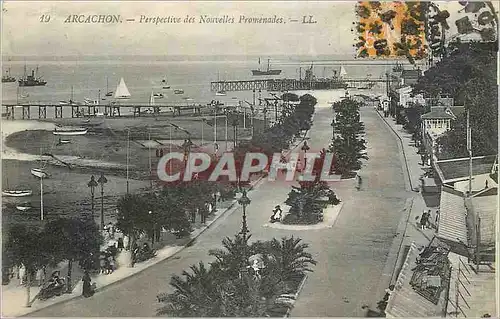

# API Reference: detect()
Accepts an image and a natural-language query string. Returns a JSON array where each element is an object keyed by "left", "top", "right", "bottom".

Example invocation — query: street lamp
[
  {"left": 97, "top": 173, "right": 108, "bottom": 230},
  {"left": 148, "top": 210, "right": 155, "bottom": 245},
  {"left": 87, "top": 175, "right": 98, "bottom": 221},
  {"left": 238, "top": 189, "right": 251, "bottom": 276},
  {"left": 238, "top": 189, "right": 251, "bottom": 242}
]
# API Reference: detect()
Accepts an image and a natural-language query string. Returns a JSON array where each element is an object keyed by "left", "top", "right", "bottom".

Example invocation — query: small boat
[
  {"left": 2, "top": 68, "right": 16, "bottom": 83},
  {"left": 215, "top": 90, "right": 226, "bottom": 96},
  {"left": 162, "top": 86, "right": 171, "bottom": 89},
  {"left": 114, "top": 77, "right": 131, "bottom": 99},
  {"left": 231, "top": 97, "right": 238, "bottom": 100},
  {"left": 16, "top": 203, "right": 32, "bottom": 211},
  {"left": 56, "top": 138, "right": 71, "bottom": 145},
  {"left": 53, "top": 127, "right": 88, "bottom": 136},
  {"left": 174, "top": 89, "right": 184, "bottom": 94},
  {"left": 31, "top": 168, "right": 50, "bottom": 178},
  {"left": 153, "top": 93, "right": 164, "bottom": 98},
  {"left": 2, "top": 189, "right": 33, "bottom": 197}
]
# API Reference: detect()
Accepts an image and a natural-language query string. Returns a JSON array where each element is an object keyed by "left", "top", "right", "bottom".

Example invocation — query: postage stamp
[{"left": 1, "top": 1, "right": 498, "bottom": 318}]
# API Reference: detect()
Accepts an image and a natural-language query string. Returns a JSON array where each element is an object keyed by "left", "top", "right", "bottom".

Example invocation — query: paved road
[{"left": 29, "top": 105, "right": 412, "bottom": 317}]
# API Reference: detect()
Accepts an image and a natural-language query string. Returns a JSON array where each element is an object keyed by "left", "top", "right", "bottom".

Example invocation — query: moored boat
[
  {"left": 2, "top": 68, "right": 16, "bottom": 83},
  {"left": 2, "top": 189, "right": 33, "bottom": 197},
  {"left": 16, "top": 203, "right": 32, "bottom": 211},
  {"left": 215, "top": 90, "right": 226, "bottom": 96},
  {"left": 31, "top": 168, "right": 50, "bottom": 178},
  {"left": 18, "top": 66, "right": 47, "bottom": 86},
  {"left": 251, "top": 58, "right": 282, "bottom": 76},
  {"left": 53, "top": 127, "right": 88, "bottom": 136}
]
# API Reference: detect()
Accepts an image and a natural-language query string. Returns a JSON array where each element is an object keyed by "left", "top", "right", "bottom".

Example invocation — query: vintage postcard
[{"left": 1, "top": 1, "right": 498, "bottom": 317}]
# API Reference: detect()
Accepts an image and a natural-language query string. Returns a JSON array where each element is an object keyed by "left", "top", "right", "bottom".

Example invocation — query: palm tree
[
  {"left": 268, "top": 237, "right": 317, "bottom": 288},
  {"left": 157, "top": 262, "right": 222, "bottom": 317}
]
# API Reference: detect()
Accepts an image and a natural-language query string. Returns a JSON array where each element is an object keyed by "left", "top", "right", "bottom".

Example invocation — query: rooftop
[
  {"left": 437, "top": 186, "right": 468, "bottom": 249},
  {"left": 434, "top": 155, "right": 497, "bottom": 183},
  {"left": 421, "top": 109, "right": 455, "bottom": 120},
  {"left": 446, "top": 252, "right": 496, "bottom": 318},
  {"left": 466, "top": 189, "right": 497, "bottom": 247},
  {"left": 385, "top": 242, "right": 450, "bottom": 317}
]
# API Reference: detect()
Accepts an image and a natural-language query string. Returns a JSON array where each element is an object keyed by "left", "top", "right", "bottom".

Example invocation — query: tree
[
  {"left": 283, "top": 179, "right": 337, "bottom": 225},
  {"left": 268, "top": 236, "right": 317, "bottom": 287},
  {"left": 413, "top": 41, "right": 498, "bottom": 158},
  {"left": 43, "top": 218, "right": 102, "bottom": 292},
  {"left": 329, "top": 98, "right": 368, "bottom": 177},
  {"left": 4, "top": 224, "right": 55, "bottom": 307},
  {"left": 157, "top": 233, "right": 317, "bottom": 317},
  {"left": 116, "top": 193, "right": 153, "bottom": 266}
]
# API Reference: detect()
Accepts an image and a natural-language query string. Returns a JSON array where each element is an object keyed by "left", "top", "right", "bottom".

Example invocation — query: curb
[
  {"left": 374, "top": 197, "right": 414, "bottom": 304},
  {"left": 374, "top": 109, "right": 413, "bottom": 192},
  {"left": 285, "top": 274, "right": 309, "bottom": 317},
  {"left": 22, "top": 129, "right": 310, "bottom": 318}
]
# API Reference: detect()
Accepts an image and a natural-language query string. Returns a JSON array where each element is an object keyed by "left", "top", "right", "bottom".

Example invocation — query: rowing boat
[{"left": 2, "top": 190, "right": 33, "bottom": 197}]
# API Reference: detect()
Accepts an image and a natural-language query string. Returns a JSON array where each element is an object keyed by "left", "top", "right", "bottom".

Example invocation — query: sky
[{"left": 1, "top": 1, "right": 497, "bottom": 57}]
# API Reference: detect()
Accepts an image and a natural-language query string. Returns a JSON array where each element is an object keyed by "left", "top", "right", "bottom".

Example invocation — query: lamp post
[
  {"left": 331, "top": 119, "right": 335, "bottom": 141},
  {"left": 238, "top": 190, "right": 251, "bottom": 276},
  {"left": 87, "top": 175, "right": 98, "bottom": 222},
  {"left": 97, "top": 173, "right": 108, "bottom": 230},
  {"left": 238, "top": 190, "right": 251, "bottom": 243},
  {"left": 148, "top": 210, "right": 154, "bottom": 245}
]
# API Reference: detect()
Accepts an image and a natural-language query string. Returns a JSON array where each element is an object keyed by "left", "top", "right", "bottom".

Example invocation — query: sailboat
[
  {"left": 105, "top": 77, "right": 113, "bottom": 97},
  {"left": 215, "top": 72, "right": 226, "bottom": 96},
  {"left": 339, "top": 66, "right": 347, "bottom": 78},
  {"left": 114, "top": 78, "right": 131, "bottom": 99},
  {"left": 162, "top": 76, "right": 171, "bottom": 89}
]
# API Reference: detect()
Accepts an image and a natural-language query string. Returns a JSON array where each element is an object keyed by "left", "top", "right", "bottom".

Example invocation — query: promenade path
[{"left": 28, "top": 98, "right": 413, "bottom": 317}]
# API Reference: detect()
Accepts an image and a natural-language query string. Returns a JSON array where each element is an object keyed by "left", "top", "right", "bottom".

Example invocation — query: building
[{"left": 421, "top": 105, "right": 465, "bottom": 161}]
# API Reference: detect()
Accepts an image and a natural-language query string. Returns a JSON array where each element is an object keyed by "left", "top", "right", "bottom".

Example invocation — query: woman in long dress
[
  {"left": 82, "top": 271, "right": 94, "bottom": 297},
  {"left": 18, "top": 264, "right": 26, "bottom": 286}
]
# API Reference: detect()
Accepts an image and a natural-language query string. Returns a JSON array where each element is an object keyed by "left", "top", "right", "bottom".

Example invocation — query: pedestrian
[
  {"left": 426, "top": 210, "right": 432, "bottom": 229},
  {"left": 123, "top": 235, "right": 129, "bottom": 251},
  {"left": 82, "top": 271, "right": 94, "bottom": 298},
  {"left": 99, "top": 253, "right": 107, "bottom": 274},
  {"left": 18, "top": 264, "right": 26, "bottom": 286},
  {"left": 435, "top": 209, "right": 439, "bottom": 225},
  {"left": 107, "top": 256, "right": 115, "bottom": 274},
  {"left": 110, "top": 223, "right": 115, "bottom": 239},
  {"left": 35, "top": 267, "right": 45, "bottom": 287},
  {"left": 419, "top": 212, "right": 427, "bottom": 230},
  {"left": 12, "top": 265, "right": 19, "bottom": 280},
  {"left": 117, "top": 237, "right": 124, "bottom": 252}
]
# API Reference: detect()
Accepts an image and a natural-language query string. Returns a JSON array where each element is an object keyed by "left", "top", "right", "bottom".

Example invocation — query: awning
[{"left": 437, "top": 188, "right": 468, "bottom": 246}]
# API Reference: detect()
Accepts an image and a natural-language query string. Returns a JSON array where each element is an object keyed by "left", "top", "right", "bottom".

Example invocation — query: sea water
[{"left": 2, "top": 56, "right": 399, "bottom": 119}]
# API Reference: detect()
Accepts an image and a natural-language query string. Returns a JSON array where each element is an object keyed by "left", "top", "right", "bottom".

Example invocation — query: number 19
[{"left": 40, "top": 14, "right": 50, "bottom": 23}]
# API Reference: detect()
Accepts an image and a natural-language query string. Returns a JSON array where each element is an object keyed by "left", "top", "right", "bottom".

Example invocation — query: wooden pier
[
  {"left": 210, "top": 78, "right": 385, "bottom": 92},
  {"left": 2, "top": 102, "right": 230, "bottom": 120}
]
